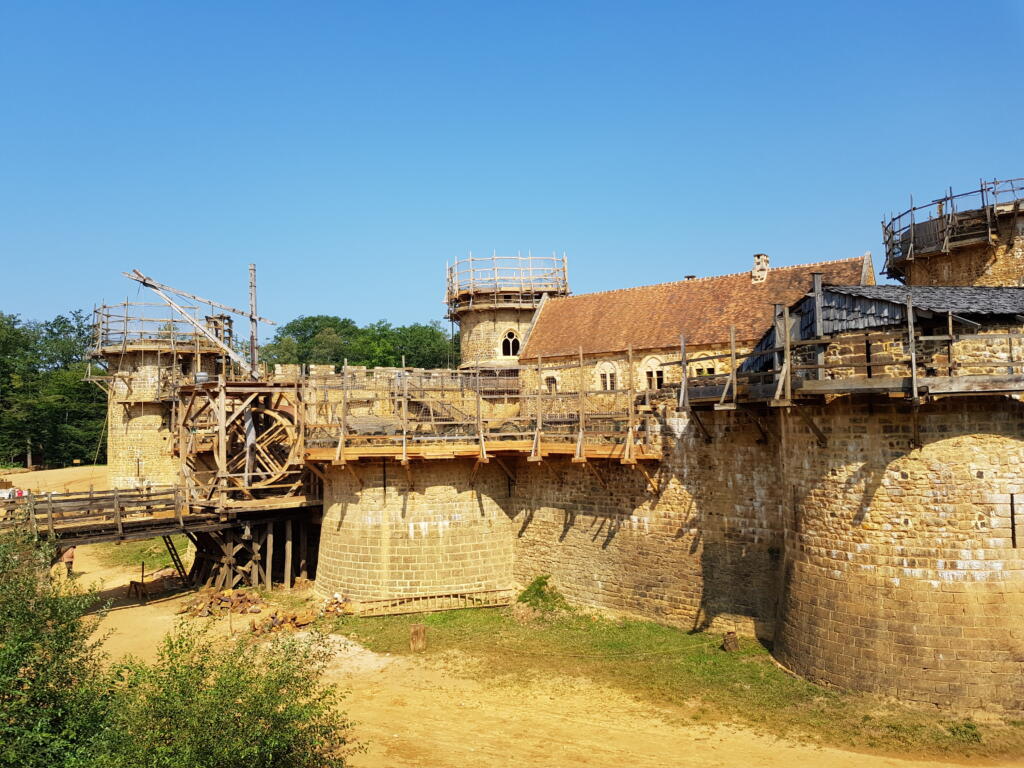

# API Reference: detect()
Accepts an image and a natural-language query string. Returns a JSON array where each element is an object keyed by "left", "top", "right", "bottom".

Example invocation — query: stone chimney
[{"left": 751, "top": 253, "right": 769, "bottom": 284}]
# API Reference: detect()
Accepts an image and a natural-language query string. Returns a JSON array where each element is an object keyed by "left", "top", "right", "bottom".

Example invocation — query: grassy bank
[
  {"left": 91, "top": 535, "right": 191, "bottom": 571},
  {"left": 324, "top": 583, "right": 1023, "bottom": 759}
]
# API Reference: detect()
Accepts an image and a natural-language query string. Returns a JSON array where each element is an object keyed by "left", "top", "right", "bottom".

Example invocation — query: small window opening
[
  {"left": 180, "top": 359, "right": 192, "bottom": 376},
  {"left": 645, "top": 369, "right": 665, "bottom": 389},
  {"left": 501, "top": 331, "right": 520, "bottom": 356},
  {"left": 600, "top": 372, "right": 617, "bottom": 391},
  {"left": 1013, "top": 494, "right": 1020, "bottom": 549},
  {"left": 545, "top": 376, "right": 557, "bottom": 394}
]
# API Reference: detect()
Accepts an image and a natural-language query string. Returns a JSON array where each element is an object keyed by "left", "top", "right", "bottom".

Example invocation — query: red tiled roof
[{"left": 520, "top": 255, "right": 873, "bottom": 359}]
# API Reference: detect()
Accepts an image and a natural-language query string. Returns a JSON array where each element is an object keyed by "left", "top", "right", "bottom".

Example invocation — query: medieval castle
[{"left": 90, "top": 179, "right": 1024, "bottom": 714}]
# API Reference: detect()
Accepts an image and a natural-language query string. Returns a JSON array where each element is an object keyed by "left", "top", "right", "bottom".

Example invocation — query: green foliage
[
  {"left": 0, "top": 533, "right": 108, "bottom": 768},
  {"left": 91, "top": 629, "right": 357, "bottom": 768},
  {"left": 0, "top": 534, "right": 355, "bottom": 768},
  {"left": 262, "top": 315, "right": 458, "bottom": 369},
  {"left": 946, "top": 719, "right": 983, "bottom": 744},
  {"left": 517, "top": 575, "right": 570, "bottom": 612},
  {"left": 0, "top": 310, "right": 105, "bottom": 468}
]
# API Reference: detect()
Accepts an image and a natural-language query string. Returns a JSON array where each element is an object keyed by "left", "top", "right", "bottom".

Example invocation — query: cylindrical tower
[
  {"left": 883, "top": 178, "right": 1024, "bottom": 286},
  {"left": 446, "top": 252, "right": 569, "bottom": 368},
  {"left": 91, "top": 302, "right": 227, "bottom": 488},
  {"left": 775, "top": 398, "right": 1024, "bottom": 713}
]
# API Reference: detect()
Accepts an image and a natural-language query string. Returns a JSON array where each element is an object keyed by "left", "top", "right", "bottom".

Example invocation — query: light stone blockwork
[
  {"left": 316, "top": 396, "right": 1024, "bottom": 713},
  {"left": 316, "top": 460, "right": 515, "bottom": 606}
]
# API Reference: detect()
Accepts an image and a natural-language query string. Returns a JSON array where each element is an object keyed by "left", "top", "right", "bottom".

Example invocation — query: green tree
[
  {"left": 0, "top": 310, "right": 105, "bottom": 467},
  {"left": 261, "top": 315, "right": 457, "bottom": 370}
]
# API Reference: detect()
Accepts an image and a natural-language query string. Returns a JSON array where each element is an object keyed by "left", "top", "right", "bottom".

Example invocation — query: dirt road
[
  {"left": 2, "top": 464, "right": 109, "bottom": 493},
  {"left": 68, "top": 544, "right": 1014, "bottom": 768}
]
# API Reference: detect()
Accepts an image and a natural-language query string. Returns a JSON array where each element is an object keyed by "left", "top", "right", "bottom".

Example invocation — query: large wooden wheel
[{"left": 219, "top": 404, "right": 300, "bottom": 489}]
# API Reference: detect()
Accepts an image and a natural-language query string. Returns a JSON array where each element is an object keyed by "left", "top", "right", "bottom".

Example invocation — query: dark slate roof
[
  {"left": 826, "top": 285, "right": 1024, "bottom": 315},
  {"left": 739, "top": 283, "right": 1024, "bottom": 374}
]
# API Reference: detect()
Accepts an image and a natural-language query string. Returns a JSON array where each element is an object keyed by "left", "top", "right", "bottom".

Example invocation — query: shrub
[
  {"left": 0, "top": 533, "right": 108, "bottom": 768},
  {"left": 517, "top": 575, "right": 570, "bottom": 613},
  {"left": 90, "top": 627, "right": 358, "bottom": 768}
]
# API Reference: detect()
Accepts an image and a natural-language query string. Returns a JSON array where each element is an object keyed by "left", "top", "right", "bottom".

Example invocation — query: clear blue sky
[{"left": 3, "top": 1, "right": 1023, "bottom": 338}]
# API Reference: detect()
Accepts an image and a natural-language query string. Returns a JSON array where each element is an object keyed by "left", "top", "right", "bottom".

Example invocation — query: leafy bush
[
  {"left": 0, "top": 532, "right": 356, "bottom": 768},
  {"left": 90, "top": 628, "right": 358, "bottom": 768},
  {"left": 517, "top": 575, "right": 570, "bottom": 612},
  {"left": 0, "top": 533, "right": 108, "bottom": 768},
  {"left": 947, "top": 719, "right": 983, "bottom": 744}
]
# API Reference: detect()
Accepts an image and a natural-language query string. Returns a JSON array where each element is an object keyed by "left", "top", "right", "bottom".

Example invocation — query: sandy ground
[
  {"left": 66, "top": 544, "right": 1018, "bottom": 768},
  {"left": 2, "top": 464, "right": 109, "bottom": 494}
]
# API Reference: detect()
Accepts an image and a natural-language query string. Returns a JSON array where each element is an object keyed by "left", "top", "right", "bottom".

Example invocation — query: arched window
[
  {"left": 641, "top": 356, "right": 665, "bottom": 390},
  {"left": 595, "top": 360, "right": 618, "bottom": 391},
  {"left": 544, "top": 376, "right": 558, "bottom": 394},
  {"left": 501, "top": 330, "right": 520, "bottom": 356}
]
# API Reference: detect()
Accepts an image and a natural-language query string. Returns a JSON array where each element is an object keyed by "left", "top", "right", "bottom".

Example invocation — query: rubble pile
[
  {"left": 249, "top": 609, "right": 318, "bottom": 635},
  {"left": 177, "top": 588, "right": 267, "bottom": 617},
  {"left": 322, "top": 592, "right": 352, "bottom": 615}
]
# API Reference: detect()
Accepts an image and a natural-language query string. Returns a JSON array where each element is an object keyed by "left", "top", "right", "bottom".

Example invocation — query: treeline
[
  {"left": 0, "top": 311, "right": 105, "bottom": 468},
  {"left": 261, "top": 315, "right": 459, "bottom": 370}
]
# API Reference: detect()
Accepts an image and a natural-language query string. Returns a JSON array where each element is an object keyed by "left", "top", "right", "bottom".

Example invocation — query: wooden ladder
[{"left": 162, "top": 535, "right": 189, "bottom": 583}]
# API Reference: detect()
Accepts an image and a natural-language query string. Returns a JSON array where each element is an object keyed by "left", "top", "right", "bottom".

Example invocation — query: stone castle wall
[
  {"left": 316, "top": 459, "right": 515, "bottom": 606},
  {"left": 902, "top": 226, "right": 1024, "bottom": 286},
  {"left": 775, "top": 397, "right": 1024, "bottom": 712},
  {"left": 316, "top": 395, "right": 1024, "bottom": 712},
  {"left": 458, "top": 307, "right": 534, "bottom": 367},
  {"left": 508, "top": 409, "right": 784, "bottom": 639}
]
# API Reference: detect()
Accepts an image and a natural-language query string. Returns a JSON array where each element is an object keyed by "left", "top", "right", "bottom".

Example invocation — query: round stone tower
[
  {"left": 883, "top": 178, "right": 1024, "bottom": 287},
  {"left": 91, "top": 303, "right": 229, "bottom": 488},
  {"left": 446, "top": 252, "right": 569, "bottom": 368}
]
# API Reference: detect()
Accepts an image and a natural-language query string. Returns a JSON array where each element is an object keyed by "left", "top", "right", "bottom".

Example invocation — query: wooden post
[
  {"left": 573, "top": 346, "right": 586, "bottom": 463},
  {"left": 216, "top": 376, "right": 227, "bottom": 503},
  {"left": 334, "top": 359, "right": 348, "bottom": 465},
  {"left": 284, "top": 519, "right": 293, "bottom": 590},
  {"left": 113, "top": 487, "right": 123, "bottom": 537},
  {"left": 265, "top": 521, "right": 274, "bottom": 590},
  {"left": 46, "top": 493, "right": 55, "bottom": 539},
  {"left": 249, "top": 263, "right": 259, "bottom": 373},
  {"left": 679, "top": 334, "right": 688, "bottom": 411},
  {"left": 401, "top": 367, "right": 409, "bottom": 465},
  {"left": 812, "top": 273, "right": 824, "bottom": 380},
  {"left": 729, "top": 325, "right": 738, "bottom": 403},
  {"left": 624, "top": 345, "right": 636, "bottom": 464},
  {"left": 947, "top": 311, "right": 955, "bottom": 376},
  {"left": 298, "top": 521, "right": 308, "bottom": 581},
  {"left": 174, "top": 486, "right": 183, "bottom": 527},
  {"left": 907, "top": 294, "right": 918, "bottom": 402},
  {"left": 409, "top": 623, "right": 427, "bottom": 652},
  {"left": 782, "top": 306, "right": 792, "bottom": 401},
  {"left": 529, "top": 355, "right": 543, "bottom": 462}
]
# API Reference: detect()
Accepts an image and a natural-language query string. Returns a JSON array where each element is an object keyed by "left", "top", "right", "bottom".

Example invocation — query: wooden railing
[{"left": 0, "top": 486, "right": 182, "bottom": 540}]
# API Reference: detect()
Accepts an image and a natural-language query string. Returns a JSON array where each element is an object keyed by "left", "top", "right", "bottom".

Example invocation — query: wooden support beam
[
  {"left": 907, "top": 294, "right": 919, "bottom": 403},
  {"left": 492, "top": 455, "right": 517, "bottom": 484},
  {"left": 284, "top": 519, "right": 293, "bottom": 590},
  {"left": 794, "top": 407, "right": 827, "bottom": 447},
  {"left": 298, "top": 520, "right": 308, "bottom": 581},
  {"left": 265, "top": 521, "right": 274, "bottom": 591}
]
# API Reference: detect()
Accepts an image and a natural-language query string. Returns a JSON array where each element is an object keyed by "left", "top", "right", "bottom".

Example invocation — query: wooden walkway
[{"left": 0, "top": 486, "right": 320, "bottom": 546}]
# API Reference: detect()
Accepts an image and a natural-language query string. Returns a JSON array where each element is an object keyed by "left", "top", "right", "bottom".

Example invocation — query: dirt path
[
  {"left": 2, "top": 464, "right": 109, "bottom": 493},
  {"left": 66, "top": 545, "right": 1016, "bottom": 768}
]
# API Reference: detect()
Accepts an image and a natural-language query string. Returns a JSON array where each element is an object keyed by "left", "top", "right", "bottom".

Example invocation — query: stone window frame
[
  {"left": 500, "top": 329, "right": 521, "bottom": 357},
  {"left": 594, "top": 360, "right": 619, "bottom": 391},
  {"left": 640, "top": 355, "right": 666, "bottom": 390}
]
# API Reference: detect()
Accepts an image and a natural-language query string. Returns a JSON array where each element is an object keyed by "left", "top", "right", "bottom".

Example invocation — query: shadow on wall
[{"left": 506, "top": 411, "right": 787, "bottom": 643}]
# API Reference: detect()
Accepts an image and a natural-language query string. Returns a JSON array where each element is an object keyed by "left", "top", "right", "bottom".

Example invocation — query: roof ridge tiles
[{"left": 547, "top": 255, "right": 866, "bottom": 302}]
